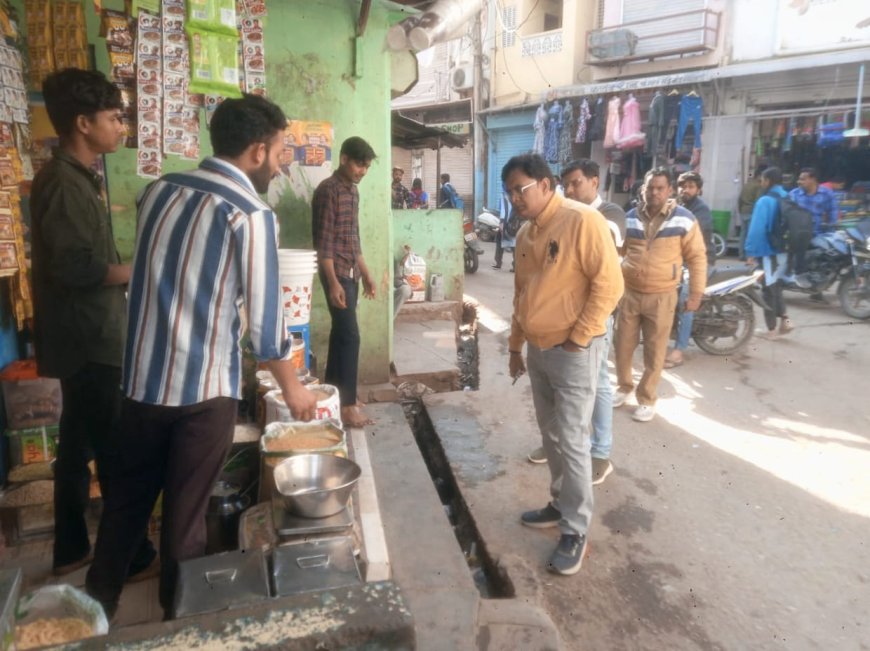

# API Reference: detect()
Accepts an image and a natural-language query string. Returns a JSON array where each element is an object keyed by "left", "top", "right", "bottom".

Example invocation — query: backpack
[
  {"left": 441, "top": 183, "right": 464, "bottom": 212},
  {"left": 768, "top": 194, "right": 814, "bottom": 254}
]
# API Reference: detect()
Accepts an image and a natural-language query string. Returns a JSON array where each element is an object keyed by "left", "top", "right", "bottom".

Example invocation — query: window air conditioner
[
  {"left": 450, "top": 64, "right": 474, "bottom": 91},
  {"left": 588, "top": 29, "right": 638, "bottom": 59}
]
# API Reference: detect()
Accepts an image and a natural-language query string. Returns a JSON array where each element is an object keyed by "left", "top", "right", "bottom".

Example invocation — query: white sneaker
[
  {"left": 632, "top": 405, "right": 656, "bottom": 422},
  {"left": 613, "top": 389, "right": 631, "bottom": 408}
]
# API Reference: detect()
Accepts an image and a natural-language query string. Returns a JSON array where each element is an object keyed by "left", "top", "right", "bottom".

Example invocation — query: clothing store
[{"left": 483, "top": 71, "right": 712, "bottom": 210}]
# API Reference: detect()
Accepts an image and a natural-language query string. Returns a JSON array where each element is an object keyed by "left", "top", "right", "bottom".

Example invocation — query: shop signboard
[{"left": 777, "top": 0, "right": 870, "bottom": 55}]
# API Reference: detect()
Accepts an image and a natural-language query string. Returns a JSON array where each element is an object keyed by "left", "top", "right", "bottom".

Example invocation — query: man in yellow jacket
[
  {"left": 614, "top": 168, "right": 708, "bottom": 422},
  {"left": 505, "top": 153, "right": 623, "bottom": 576}
]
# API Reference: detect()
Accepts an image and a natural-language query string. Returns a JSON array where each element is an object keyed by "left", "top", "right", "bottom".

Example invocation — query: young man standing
[
  {"left": 390, "top": 166, "right": 409, "bottom": 209},
  {"left": 527, "top": 158, "right": 624, "bottom": 485},
  {"left": 665, "top": 171, "right": 715, "bottom": 369},
  {"left": 505, "top": 153, "right": 623, "bottom": 575},
  {"left": 86, "top": 94, "right": 317, "bottom": 619},
  {"left": 312, "top": 137, "right": 378, "bottom": 427},
  {"left": 30, "top": 69, "right": 156, "bottom": 578},
  {"left": 614, "top": 168, "right": 707, "bottom": 422}
]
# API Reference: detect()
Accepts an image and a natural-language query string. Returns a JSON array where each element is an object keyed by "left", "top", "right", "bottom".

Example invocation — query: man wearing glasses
[{"left": 505, "top": 153, "right": 623, "bottom": 576}]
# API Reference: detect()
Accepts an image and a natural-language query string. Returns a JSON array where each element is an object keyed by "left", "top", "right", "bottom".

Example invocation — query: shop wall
[
  {"left": 391, "top": 145, "right": 473, "bottom": 212},
  {"left": 393, "top": 209, "right": 464, "bottom": 302},
  {"left": 698, "top": 115, "right": 746, "bottom": 215}
]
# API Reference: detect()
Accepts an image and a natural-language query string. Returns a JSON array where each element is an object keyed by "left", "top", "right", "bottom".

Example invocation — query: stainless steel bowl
[{"left": 273, "top": 454, "right": 361, "bottom": 518}]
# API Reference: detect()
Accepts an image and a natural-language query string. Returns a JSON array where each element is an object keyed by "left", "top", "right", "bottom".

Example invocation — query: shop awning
[{"left": 391, "top": 112, "right": 468, "bottom": 150}]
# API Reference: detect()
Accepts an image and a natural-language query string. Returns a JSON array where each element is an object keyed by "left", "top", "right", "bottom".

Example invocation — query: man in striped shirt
[
  {"left": 312, "top": 136, "right": 378, "bottom": 428},
  {"left": 86, "top": 95, "right": 316, "bottom": 619}
]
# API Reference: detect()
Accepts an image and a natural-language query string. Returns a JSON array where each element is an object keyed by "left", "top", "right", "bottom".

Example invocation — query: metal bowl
[{"left": 273, "top": 454, "right": 361, "bottom": 519}]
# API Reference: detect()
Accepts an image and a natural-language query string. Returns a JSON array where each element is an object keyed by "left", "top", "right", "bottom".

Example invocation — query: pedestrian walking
[
  {"left": 614, "top": 168, "right": 707, "bottom": 422},
  {"left": 312, "top": 136, "right": 378, "bottom": 427},
  {"left": 85, "top": 94, "right": 317, "bottom": 619},
  {"left": 505, "top": 153, "right": 623, "bottom": 575}
]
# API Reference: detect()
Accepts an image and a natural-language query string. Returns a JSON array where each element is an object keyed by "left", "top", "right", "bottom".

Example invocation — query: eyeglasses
[{"left": 507, "top": 180, "right": 538, "bottom": 200}]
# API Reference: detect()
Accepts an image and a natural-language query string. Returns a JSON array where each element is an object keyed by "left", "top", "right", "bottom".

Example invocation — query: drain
[
  {"left": 457, "top": 301, "right": 480, "bottom": 391},
  {"left": 401, "top": 400, "right": 513, "bottom": 599}
]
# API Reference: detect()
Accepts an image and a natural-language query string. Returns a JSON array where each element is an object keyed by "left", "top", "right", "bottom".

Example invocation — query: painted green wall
[
  {"left": 64, "top": 0, "right": 396, "bottom": 384},
  {"left": 393, "top": 209, "right": 464, "bottom": 302}
]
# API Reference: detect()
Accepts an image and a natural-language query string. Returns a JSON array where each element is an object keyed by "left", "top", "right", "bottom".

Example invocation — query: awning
[{"left": 391, "top": 112, "right": 468, "bottom": 150}]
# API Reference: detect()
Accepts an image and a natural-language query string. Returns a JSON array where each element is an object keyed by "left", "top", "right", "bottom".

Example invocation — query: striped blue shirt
[{"left": 123, "top": 157, "right": 292, "bottom": 406}]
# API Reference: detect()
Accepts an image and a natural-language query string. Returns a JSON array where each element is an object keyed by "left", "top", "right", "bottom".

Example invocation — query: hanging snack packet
[
  {"left": 187, "top": 27, "right": 241, "bottom": 97},
  {"left": 186, "top": 0, "right": 237, "bottom": 36}
]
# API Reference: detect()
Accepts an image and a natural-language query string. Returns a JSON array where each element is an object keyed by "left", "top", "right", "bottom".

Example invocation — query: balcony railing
[
  {"left": 586, "top": 9, "right": 720, "bottom": 65},
  {"left": 521, "top": 30, "right": 563, "bottom": 57}
]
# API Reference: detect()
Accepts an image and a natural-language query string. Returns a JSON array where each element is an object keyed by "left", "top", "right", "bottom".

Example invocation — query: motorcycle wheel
[
  {"left": 838, "top": 275, "right": 870, "bottom": 320},
  {"left": 712, "top": 233, "right": 727, "bottom": 258},
  {"left": 464, "top": 248, "right": 479, "bottom": 274},
  {"left": 692, "top": 295, "right": 755, "bottom": 356},
  {"left": 478, "top": 229, "right": 496, "bottom": 242}
]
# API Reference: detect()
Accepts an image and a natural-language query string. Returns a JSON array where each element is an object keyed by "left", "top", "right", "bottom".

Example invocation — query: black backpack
[{"left": 768, "top": 194, "right": 814, "bottom": 254}]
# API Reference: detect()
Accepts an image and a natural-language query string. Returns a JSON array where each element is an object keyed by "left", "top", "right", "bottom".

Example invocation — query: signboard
[
  {"left": 777, "top": 0, "right": 870, "bottom": 54},
  {"left": 436, "top": 122, "right": 471, "bottom": 135}
]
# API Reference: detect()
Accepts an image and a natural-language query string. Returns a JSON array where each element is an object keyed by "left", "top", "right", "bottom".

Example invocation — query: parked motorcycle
[
  {"left": 838, "top": 217, "right": 870, "bottom": 319},
  {"left": 676, "top": 264, "right": 767, "bottom": 356},
  {"left": 475, "top": 208, "right": 501, "bottom": 242},
  {"left": 463, "top": 216, "right": 483, "bottom": 274}
]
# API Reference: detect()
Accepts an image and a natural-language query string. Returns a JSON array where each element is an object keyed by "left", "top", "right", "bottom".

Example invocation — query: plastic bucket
[{"left": 279, "top": 273, "right": 314, "bottom": 325}]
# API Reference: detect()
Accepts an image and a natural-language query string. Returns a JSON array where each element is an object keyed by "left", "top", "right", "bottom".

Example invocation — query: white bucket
[
  {"left": 279, "top": 273, "right": 314, "bottom": 325},
  {"left": 264, "top": 383, "right": 342, "bottom": 427}
]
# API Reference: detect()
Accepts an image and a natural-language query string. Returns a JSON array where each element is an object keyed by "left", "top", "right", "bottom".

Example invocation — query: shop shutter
[
  {"left": 488, "top": 127, "right": 535, "bottom": 209},
  {"left": 619, "top": 0, "right": 706, "bottom": 56}
]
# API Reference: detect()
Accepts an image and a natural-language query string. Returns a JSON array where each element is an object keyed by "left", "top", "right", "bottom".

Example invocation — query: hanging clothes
[
  {"left": 575, "top": 97, "right": 591, "bottom": 143},
  {"left": 532, "top": 103, "right": 547, "bottom": 155},
  {"left": 646, "top": 91, "right": 665, "bottom": 152},
  {"left": 588, "top": 96, "right": 606, "bottom": 141},
  {"left": 676, "top": 94, "right": 703, "bottom": 149},
  {"left": 603, "top": 96, "right": 621, "bottom": 149},
  {"left": 544, "top": 101, "right": 563, "bottom": 163},
  {"left": 617, "top": 95, "right": 645, "bottom": 150},
  {"left": 558, "top": 100, "right": 574, "bottom": 163},
  {"left": 662, "top": 92, "right": 682, "bottom": 156}
]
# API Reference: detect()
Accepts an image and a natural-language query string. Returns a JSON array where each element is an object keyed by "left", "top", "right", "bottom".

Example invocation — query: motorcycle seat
[{"left": 707, "top": 263, "right": 756, "bottom": 285}]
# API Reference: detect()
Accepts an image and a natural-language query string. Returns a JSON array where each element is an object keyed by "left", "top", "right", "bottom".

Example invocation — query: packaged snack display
[
  {"left": 187, "top": 0, "right": 237, "bottom": 36},
  {"left": 187, "top": 27, "right": 241, "bottom": 97}
]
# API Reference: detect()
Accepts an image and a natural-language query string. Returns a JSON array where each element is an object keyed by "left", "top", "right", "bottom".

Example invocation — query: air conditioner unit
[
  {"left": 450, "top": 64, "right": 474, "bottom": 91},
  {"left": 588, "top": 29, "right": 638, "bottom": 60}
]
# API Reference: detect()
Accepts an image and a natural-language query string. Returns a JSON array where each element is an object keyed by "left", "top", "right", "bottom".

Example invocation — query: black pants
[
  {"left": 86, "top": 397, "right": 237, "bottom": 618},
  {"left": 55, "top": 363, "right": 155, "bottom": 571},
  {"left": 762, "top": 280, "right": 787, "bottom": 331},
  {"left": 494, "top": 231, "right": 504, "bottom": 267},
  {"left": 325, "top": 277, "right": 360, "bottom": 407}
]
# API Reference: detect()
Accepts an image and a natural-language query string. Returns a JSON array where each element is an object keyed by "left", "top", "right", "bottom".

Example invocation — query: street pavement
[{"left": 447, "top": 242, "right": 870, "bottom": 650}]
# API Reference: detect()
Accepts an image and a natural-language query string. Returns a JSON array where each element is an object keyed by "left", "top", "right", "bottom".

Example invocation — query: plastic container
[
  {"left": 428, "top": 273, "right": 444, "bottom": 302},
  {"left": 258, "top": 419, "right": 347, "bottom": 503},
  {"left": 278, "top": 249, "right": 317, "bottom": 326},
  {"left": 5, "top": 426, "right": 59, "bottom": 465},
  {"left": 0, "top": 361, "right": 62, "bottom": 430},
  {"left": 263, "top": 384, "right": 341, "bottom": 426}
]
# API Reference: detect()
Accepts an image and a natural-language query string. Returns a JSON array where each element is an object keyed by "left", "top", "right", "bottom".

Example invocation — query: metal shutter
[
  {"left": 487, "top": 127, "right": 535, "bottom": 208},
  {"left": 620, "top": 0, "right": 706, "bottom": 56}
]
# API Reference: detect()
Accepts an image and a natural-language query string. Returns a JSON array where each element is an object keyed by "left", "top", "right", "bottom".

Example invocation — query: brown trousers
[{"left": 615, "top": 287, "right": 678, "bottom": 406}]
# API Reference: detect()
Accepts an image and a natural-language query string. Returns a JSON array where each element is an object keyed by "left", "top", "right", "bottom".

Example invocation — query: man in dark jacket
[{"left": 665, "top": 171, "right": 715, "bottom": 368}]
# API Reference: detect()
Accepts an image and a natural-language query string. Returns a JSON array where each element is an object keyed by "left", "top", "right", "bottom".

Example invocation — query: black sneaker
[
  {"left": 520, "top": 502, "right": 561, "bottom": 528},
  {"left": 592, "top": 458, "right": 613, "bottom": 486},
  {"left": 491, "top": 263, "right": 501, "bottom": 270},
  {"left": 547, "top": 534, "right": 588, "bottom": 575}
]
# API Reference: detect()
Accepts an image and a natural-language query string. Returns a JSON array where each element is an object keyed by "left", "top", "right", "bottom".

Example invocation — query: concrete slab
[
  {"left": 365, "top": 402, "right": 480, "bottom": 651},
  {"left": 393, "top": 320, "right": 458, "bottom": 376}
]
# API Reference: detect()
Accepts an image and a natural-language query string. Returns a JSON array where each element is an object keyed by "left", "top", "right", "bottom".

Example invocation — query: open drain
[{"left": 401, "top": 400, "right": 513, "bottom": 599}]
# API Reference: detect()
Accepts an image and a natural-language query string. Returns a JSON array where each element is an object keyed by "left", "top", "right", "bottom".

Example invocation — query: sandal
[{"left": 663, "top": 357, "right": 683, "bottom": 369}]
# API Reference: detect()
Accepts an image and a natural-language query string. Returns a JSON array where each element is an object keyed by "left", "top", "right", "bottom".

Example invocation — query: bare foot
[
  {"left": 342, "top": 404, "right": 374, "bottom": 428},
  {"left": 663, "top": 351, "right": 684, "bottom": 369}
]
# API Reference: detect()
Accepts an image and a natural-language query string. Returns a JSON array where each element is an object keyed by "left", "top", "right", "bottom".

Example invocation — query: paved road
[{"left": 460, "top": 243, "right": 870, "bottom": 650}]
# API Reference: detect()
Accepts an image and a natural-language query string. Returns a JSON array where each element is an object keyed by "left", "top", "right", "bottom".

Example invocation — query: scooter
[
  {"left": 475, "top": 208, "right": 501, "bottom": 242},
  {"left": 676, "top": 264, "right": 767, "bottom": 356}
]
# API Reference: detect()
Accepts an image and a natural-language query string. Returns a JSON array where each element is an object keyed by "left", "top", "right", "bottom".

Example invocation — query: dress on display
[
  {"left": 575, "top": 97, "right": 591, "bottom": 143},
  {"left": 603, "top": 96, "right": 621, "bottom": 149},
  {"left": 544, "top": 101, "right": 563, "bottom": 163},
  {"left": 588, "top": 96, "right": 606, "bottom": 141},
  {"left": 646, "top": 91, "right": 665, "bottom": 152},
  {"left": 617, "top": 95, "right": 645, "bottom": 150},
  {"left": 558, "top": 100, "right": 574, "bottom": 163},
  {"left": 532, "top": 104, "right": 547, "bottom": 155}
]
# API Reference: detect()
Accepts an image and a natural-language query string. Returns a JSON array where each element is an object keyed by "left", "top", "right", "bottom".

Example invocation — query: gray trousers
[{"left": 527, "top": 336, "right": 603, "bottom": 537}]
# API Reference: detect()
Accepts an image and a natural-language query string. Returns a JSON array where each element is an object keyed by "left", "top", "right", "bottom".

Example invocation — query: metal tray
[
  {"left": 271, "top": 490, "right": 354, "bottom": 538},
  {"left": 271, "top": 536, "right": 361, "bottom": 597},
  {"left": 174, "top": 548, "right": 270, "bottom": 618}
]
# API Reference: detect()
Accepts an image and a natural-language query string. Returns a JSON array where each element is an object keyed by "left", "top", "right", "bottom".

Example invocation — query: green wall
[
  {"left": 55, "top": 0, "right": 396, "bottom": 385},
  {"left": 393, "top": 209, "right": 465, "bottom": 302}
]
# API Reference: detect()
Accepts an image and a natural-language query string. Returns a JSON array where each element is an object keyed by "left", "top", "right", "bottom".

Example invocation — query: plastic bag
[
  {"left": 15, "top": 585, "right": 108, "bottom": 649},
  {"left": 400, "top": 247, "right": 427, "bottom": 303}
]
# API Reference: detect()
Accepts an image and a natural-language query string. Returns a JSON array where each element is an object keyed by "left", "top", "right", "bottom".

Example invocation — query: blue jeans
[
  {"left": 527, "top": 336, "right": 603, "bottom": 537},
  {"left": 590, "top": 316, "right": 613, "bottom": 460},
  {"left": 677, "top": 95, "right": 703, "bottom": 148},
  {"left": 674, "top": 283, "right": 693, "bottom": 351}
]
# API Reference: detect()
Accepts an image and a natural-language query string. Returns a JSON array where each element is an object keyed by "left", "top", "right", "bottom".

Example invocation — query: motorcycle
[
  {"left": 463, "top": 216, "right": 483, "bottom": 274},
  {"left": 782, "top": 228, "right": 853, "bottom": 297},
  {"left": 676, "top": 264, "right": 767, "bottom": 356},
  {"left": 838, "top": 217, "right": 870, "bottom": 319},
  {"left": 475, "top": 208, "right": 501, "bottom": 242}
]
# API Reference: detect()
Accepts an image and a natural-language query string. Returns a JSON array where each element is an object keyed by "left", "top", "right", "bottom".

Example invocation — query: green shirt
[{"left": 30, "top": 148, "right": 126, "bottom": 378}]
